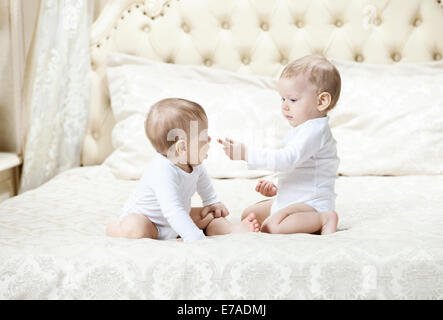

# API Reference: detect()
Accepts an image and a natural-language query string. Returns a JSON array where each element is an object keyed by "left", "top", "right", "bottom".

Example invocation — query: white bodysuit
[
  {"left": 120, "top": 153, "right": 219, "bottom": 242},
  {"left": 247, "top": 116, "right": 339, "bottom": 214}
]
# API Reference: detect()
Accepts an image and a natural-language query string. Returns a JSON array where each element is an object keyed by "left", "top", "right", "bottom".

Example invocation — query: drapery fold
[{"left": 20, "top": 0, "right": 92, "bottom": 193}]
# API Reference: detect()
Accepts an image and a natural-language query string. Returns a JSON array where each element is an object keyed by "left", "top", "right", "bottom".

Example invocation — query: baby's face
[
  {"left": 187, "top": 120, "right": 211, "bottom": 167},
  {"left": 278, "top": 74, "right": 324, "bottom": 127}
]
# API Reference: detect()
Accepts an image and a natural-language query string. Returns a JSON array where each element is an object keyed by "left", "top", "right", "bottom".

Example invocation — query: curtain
[{"left": 19, "top": 0, "right": 93, "bottom": 193}]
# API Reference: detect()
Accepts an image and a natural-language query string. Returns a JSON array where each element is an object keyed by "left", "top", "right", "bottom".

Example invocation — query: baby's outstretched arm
[
  {"left": 219, "top": 123, "right": 324, "bottom": 172},
  {"left": 217, "top": 138, "right": 247, "bottom": 161}
]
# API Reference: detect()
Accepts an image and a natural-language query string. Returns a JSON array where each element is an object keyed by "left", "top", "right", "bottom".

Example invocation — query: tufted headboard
[{"left": 82, "top": 0, "right": 443, "bottom": 166}]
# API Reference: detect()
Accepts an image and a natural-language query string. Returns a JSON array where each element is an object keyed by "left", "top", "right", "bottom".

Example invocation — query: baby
[
  {"left": 106, "top": 98, "right": 260, "bottom": 242},
  {"left": 218, "top": 55, "right": 341, "bottom": 235}
]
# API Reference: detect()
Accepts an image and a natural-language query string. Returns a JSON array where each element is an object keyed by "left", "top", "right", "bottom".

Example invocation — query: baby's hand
[
  {"left": 217, "top": 138, "right": 247, "bottom": 161},
  {"left": 255, "top": 180, "right": 278, "bottom": 197},
  {"left": 201, "top": 202, "right": 230, "bottom": 219}
]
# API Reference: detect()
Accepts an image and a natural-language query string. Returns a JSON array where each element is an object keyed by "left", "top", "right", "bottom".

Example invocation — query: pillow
[
  {"left": 104, "top": 52, "right": 443, "bottom": 179},
  {"left": 329, "top": 59, "right": 443, "bottom": 175},
  {"left": 103, "top": 52, "right": 290, "bottom": 180}
]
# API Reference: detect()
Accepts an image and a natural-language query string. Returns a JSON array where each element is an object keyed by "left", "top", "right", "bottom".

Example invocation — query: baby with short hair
[
  {"left": 106, "top": 98, "right": 260, "bottom": 242},
  {"left": 218, "top": 55, "right": 341, "bottom": 235}
]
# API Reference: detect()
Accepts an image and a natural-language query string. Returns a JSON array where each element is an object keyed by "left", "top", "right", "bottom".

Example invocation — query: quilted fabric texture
[{"left": 0, "top": 166, "right": 443, "bottom": 299}]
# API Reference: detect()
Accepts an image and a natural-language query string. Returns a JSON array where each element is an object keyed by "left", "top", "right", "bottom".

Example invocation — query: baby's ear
[
  {"left": 175, "top": 139, "right": 187, "bottom": 153},
  {"left": 317, "top": 92, "right": 331, "bottom": 112}
]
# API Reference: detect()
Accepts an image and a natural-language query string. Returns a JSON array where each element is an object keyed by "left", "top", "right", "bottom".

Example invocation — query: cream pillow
[
  {"left": 103, "top": 52, "right": 290, "bottom": 180},
  {"left": 329, "top": 59, "right": 443, "bottom": 175},
  {"left": 104, "top": 52, "right": 443, "bottom": 179}
]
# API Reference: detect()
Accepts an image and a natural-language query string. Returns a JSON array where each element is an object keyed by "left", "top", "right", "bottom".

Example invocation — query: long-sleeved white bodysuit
[
  {"left": 247, "top": 117, "right": 339, "bottom": 214},
  {"left": 120, "top": 153, "right": 219, "bottom": 242}
]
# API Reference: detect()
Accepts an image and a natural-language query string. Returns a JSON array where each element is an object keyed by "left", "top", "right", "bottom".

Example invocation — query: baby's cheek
[
  {"left": 198, "top": 144, "right": 210, "bottom": 159},
  {"left": 202, "top": 141, "right": 210, "bottom": 151}
]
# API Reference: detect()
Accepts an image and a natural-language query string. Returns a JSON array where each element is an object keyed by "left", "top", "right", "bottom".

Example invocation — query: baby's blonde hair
[
  {"left": 145, "top": 98, "right": 207, "bottom": 154},
  {"left": 281, "top": 55, "right": 341, "bottom": 111}
]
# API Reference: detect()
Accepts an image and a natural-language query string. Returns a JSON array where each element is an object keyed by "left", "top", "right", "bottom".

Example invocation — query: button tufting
[
  {"left": 355, "top": 54, "right": 364, "bottom": 62},
  {"left": 221, "top": 21, "right": 230, "bottom": 29},
  {"left": 182, "top": 23, "right": 190, "bottom": 33},
  {"left": 142, "top": 24, "right": 151, "bottom": 33},
  {"left": 392, "top": 52, "right": 401, "bottom": 62},
  {"left": 375, "top": 17, "right": 382, "bottom": 26},
  {"left": 260, "top": 22, "right": 269, "bottom": 31},
  {"left": 334, "top": 20, "right": 343, "bottom": 27},
  {"left": 204, "top": 59, "right": 213, "bottom": 67},
  {"left": 434, "top": 52, "right": 442, "bottom": 60},
  {"left": 92, "top": 132, "right": 100, "bottom": 140},
  {"left": 242, "top": 57, "right": 251, "bottom": 65},
  {"left": 295, "top": 20, "right": 304, "bottom": 28},
  {"left": 280, "top": 58, "right": 288, "bottom": 65},
  {"left": 413, "top": 18, "right": 422, "bottom": 27}
]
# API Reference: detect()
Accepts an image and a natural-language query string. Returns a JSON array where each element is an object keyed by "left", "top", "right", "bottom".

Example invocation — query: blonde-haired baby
[
  {"left": 218, "top": 55, "right": 340, "bottom": 235},
  {"left": 107, "top": 98, "right": 260, "bottom": 242}
]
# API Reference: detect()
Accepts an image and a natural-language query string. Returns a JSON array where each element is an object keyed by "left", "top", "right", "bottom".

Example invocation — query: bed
[{"left": 1, "top": 0, "right": 443, "bottom": 299}]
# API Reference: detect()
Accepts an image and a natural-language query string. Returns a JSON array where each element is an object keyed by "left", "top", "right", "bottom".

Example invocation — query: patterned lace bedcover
[{"left": 0, "top": 166, "right": 442, "bottom": 299}]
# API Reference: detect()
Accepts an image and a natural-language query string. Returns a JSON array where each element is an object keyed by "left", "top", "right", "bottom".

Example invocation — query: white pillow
[
  {"left": 103, "top": 52, "right": 290, "bottom": 180},
  {"left": 104, "top": 52, "right": 443, "bottom": 179},
  {"left": 329, "top": 59, "right": 443, "bottom": 175}
]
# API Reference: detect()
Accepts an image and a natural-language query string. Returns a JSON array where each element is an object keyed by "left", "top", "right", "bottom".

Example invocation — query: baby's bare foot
[
  {"left": 320, "top": 211, "right": 338, "bottom": 235},
  {"left": 234, "top": 212, "right": 260, "bottom": 233},
  {"left": 260, "top": 216, "right": 271, "bottom": 233}
]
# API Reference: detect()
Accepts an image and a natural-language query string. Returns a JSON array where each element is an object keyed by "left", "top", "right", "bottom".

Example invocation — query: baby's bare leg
[
  {"left": 106, "top": 214, "right": 158, "bottom": 239},
  {"left": 241, "top": 199, "right": 274, "bottom": 225},
  {"left": 106, "top": 219, "right": 122, "bottom": 237},
  {"left": 205, "top": 217, "right": 235, "bottom": 235},
  {"left": 189, "top": 207, "right": 260, "bottom": 236},
  {"left": 206, "top": 213, "right": 261, "bottom": 235},
  {"left": 261, "top": 203, "right": 338, "bottom": 235},
  {"left": 189, "top": 207, "right": 216, "bottom": 230}
]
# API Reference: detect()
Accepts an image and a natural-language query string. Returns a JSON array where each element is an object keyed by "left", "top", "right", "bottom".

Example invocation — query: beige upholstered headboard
[{"left": 82, "top": 0, "right": 443, "bottom": 166}]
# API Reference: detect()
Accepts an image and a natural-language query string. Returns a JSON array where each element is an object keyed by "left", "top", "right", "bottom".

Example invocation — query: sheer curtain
[{"left": 19, "top": 0, "right": 93, "bottom": 193}]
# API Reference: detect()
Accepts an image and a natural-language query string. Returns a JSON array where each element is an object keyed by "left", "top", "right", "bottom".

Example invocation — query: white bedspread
[{"left": 1, "top": 166, "right": 442, "bottom": 299}]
